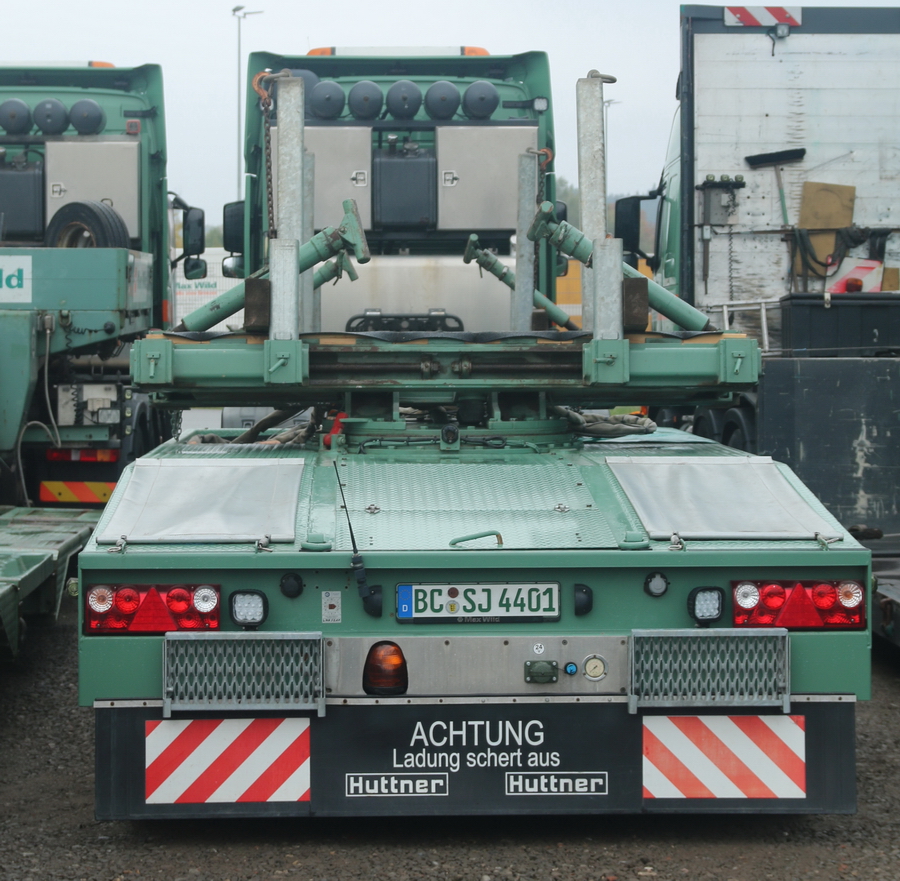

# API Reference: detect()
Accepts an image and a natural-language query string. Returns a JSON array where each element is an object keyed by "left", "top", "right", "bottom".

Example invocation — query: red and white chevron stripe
[
  {"left": 145, "top": 718, "right": 311, "bottom": 804},
  {"left": 724, "top": 7, "right": 802, "bottom": 27},
  {"left": 642, "top": 715, "right": 806, "bottom": 799},
  {"left": 827, "top": 258, "right": 885, "bottom": 294}
]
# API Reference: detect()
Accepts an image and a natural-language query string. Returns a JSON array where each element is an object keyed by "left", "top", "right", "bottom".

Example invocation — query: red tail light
[
  {"left": 85, "top": 584, "right": 220, "bottom": 633},
  {"left": 46, "top": 447, "right": 118, "bottom": 462},
  {"left": 363, "top": 641, "right": 408, "bottom": 695},
  {"left": 732, "top": 580, "right": 865, "bottom": 629}
]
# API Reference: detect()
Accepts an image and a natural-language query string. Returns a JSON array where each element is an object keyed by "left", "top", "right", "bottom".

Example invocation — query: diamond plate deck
[{"left": 333, "top": 460, "right": 618, "bottom": 550}]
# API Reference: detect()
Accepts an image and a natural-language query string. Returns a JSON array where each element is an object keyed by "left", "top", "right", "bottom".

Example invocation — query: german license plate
[{"left": 396, "top": 583, "right": 560, "bottom": 623}]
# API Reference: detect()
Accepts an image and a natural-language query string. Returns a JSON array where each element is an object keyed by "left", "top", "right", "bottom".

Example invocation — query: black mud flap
[{"left": 95, "top": 702, "right": 855, "bottom": 819}]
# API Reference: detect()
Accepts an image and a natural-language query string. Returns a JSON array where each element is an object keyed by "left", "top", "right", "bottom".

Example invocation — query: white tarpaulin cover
[
  {"left": 96, "top": 458, "right": 305, "bottom": 544},
  {"left": 606, "top": 456, "right": 842, "bottom": 541}
]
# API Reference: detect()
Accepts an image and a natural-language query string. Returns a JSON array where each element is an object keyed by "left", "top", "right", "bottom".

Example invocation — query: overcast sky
[{"left": 8, "top": 0, "right": 899, "bottom": 223}]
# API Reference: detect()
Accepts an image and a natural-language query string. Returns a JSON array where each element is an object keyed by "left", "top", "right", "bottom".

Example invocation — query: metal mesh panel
[
  {"left": 629, "top": 629, "right": 790, "bottom": 714},
  {"left": 163, "top": 632, "right": 324, "bottom": 718}
]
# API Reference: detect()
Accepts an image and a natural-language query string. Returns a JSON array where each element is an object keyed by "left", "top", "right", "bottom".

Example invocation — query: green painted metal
[
  {"left": 620, "top": 262, "right": 713, "bottom": 332},
  {"left": 0, "top": 64, "right": 202, "bottom": 502},
  {"left": 527, "top": 202, "right": 595, "bottom": 264},
  {"left": 76, "top": 433, "right": 871, "bottom": 701},
  {"left": 179, "top": 206, "right": 368, "bottom": 333},
  {"left": 239, "top": 50, "right": 557, "bottom": 295},
  {"left": 130, "top": 333, "right": 758, "bottom": 409},
  {"left": 179, "top": 255, "right": 358, "bottom": 333},
  {"left": 527, "top": 201, "right": 712, "bottom": 332},
  {"left": 77, "top": 48, "right": 871, "bottom": 818},
  {"left": 0, "top": 506, "right": 99, "bottom": 657},
  {"left": 464, "top": 234, "right": 578, "bottom": 330},
  {"left": 0, "top": 311, "right": 39, "bottom": 453},
  {"left": 0, "top": 65, "right": 170, "bottom": 317}
]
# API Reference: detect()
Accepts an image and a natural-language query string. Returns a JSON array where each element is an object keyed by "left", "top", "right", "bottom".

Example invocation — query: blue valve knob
[{"left": 564, "top": 662, "right": 578, "bottom": 676}]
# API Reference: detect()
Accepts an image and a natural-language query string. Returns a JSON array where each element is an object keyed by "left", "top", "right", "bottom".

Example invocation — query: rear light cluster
[
  {"left": 46, "top": 447, "right": 118, "bottom": 462},
  {"left": 85, "top": 584, "right": 220, "bottom": 633},
  {"left": 732, "top": 580, "right": 865, "bottom": 629}
]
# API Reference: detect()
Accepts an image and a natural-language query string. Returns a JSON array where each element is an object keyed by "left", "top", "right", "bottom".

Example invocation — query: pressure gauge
[{"left": 583, "top": 654, "right": 608, "bottom": 681}]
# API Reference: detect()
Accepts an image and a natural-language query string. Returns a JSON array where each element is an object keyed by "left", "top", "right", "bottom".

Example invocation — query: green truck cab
[
  {"left": 0, "top": 62, "right": 205, "bottom": 507},
  {"left": 0, "top": 63, "right": 204, "bottom": 657}
]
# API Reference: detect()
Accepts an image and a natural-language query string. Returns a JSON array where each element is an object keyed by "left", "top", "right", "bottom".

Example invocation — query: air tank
[
  {"left": 70, "top": 99, "right": 106, "bottom": 135},
  {"left": 386, "top": 80, "right": 422, "bottom": 119},
  {"left": 0, "top": 99, "right": 32, "bottom": 135},
  {"left": 310, "top": 81, "right": 345, "bottom": 119},
  {"left": 34, "top": 98, "right": 68, "bottom": 135},
  {"left": 462, "top": 81, "right": 500, "bottom": 119},
  {"left": 348, "top": 80, "right": 383, "bottom": 120},
  {"left": 424, "top": 81, "right": 460, "bottom": 120}
]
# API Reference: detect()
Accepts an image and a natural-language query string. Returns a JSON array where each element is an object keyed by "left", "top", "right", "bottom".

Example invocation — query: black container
[
  {"left": 372, "top": 148, "right": 436, "bottom": 228},
  {"left": 0, "top": 160, "right": 44, "bottom": 237},
  {"left": 780, "top": 291, "right": 900, "bottom": 356}
]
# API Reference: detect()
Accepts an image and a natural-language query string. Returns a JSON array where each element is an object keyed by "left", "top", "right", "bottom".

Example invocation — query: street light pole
[{"left": 232, "top": 5, "right": 263, "bottom": 201}]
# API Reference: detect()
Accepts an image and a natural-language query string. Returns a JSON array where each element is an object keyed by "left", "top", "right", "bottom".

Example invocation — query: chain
[
  {"left": 252, "top": 71, "right": 277, "bottom": 239},
  {"left": 170, "top": 409, "right": 182, "bottom": 442},
  {"left": 725, "top": 189, "right": 739, "bottom": 303},
  {"left": 263, "top": 99, "right": 276, "bottom": 239},
  {"left": 531, "top": 149, "right": 553, "bottom": 300},
  {"left": 728, "top": 228, "right": 735, "bottom": 303}
]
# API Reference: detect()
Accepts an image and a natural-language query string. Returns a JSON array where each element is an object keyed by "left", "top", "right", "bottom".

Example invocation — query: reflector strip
[
  {"left": 724, "top": 7, "right": 802, "bottom": 27},
  {"left": 39, "top": 481, "right": 116, "bottom": 504},
  {"left": 145, "top": 718, "right": 311, "bottom": 804},
  {"left": 642, "top": 715, "right": 805, "bottom": 799}
]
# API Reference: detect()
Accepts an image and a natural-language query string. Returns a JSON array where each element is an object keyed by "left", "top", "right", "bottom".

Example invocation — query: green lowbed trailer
[{"left": 77, "top": 49, "right": 869, "bottom": 818}]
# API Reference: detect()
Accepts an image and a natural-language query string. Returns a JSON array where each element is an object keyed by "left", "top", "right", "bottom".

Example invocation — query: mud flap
[{"left": 94, "top": 701, "right": 855, "bottom": 819}]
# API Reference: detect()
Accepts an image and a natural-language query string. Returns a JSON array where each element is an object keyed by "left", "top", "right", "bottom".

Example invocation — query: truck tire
[
  {"left": 723, "top": 406, "right": 757, "bottom": 453},
  {"left": 691, "top": 407, "right": 724, "bottom": 442},
  {"left": 44, "top": 200, "right": 131, "bottom": 248}
]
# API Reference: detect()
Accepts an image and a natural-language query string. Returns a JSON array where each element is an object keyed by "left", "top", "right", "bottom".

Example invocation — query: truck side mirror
[
  {"left": 183, "top": 207, "right": 206, "bottom": 256},
  {"left": 614, "top": 196, "right": 643, "bottom": 255},
  {"left": 183, "top": 257, "right": 207, "bottom": 280},
  {"left": 222, "top": 255, "right": 245, "bottom": 279},
  {"left": 223, "top": 201, "right": 245, "bottom": 254}
]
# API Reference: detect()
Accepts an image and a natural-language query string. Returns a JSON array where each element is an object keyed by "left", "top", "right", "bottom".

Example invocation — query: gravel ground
[{"left": 2, "top": 597, "right": 900, "bottom": 881}]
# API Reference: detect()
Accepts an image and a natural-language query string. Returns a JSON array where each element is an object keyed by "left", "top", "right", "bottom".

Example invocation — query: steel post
[
  {"left": 303, "top": 151, "right": 319, "bottom": 332},
  {"left": 591, "top": 238, "right": 624, "bottom": 339},
  {"left": 514, "top": 153, "right": 538, "bottom": 332},
  {"left": 271, "top": 76, "right": 304, "bottom": 340},
  {"left": 577, "top": 70, "right": 621, "bottom": 339},
  {"left": 270, "top": 239, "right": 300, "bottom": 340}
]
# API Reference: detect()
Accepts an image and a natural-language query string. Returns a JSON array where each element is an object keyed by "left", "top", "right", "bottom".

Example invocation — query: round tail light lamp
[{"left": 837, "top": 581, "right": 863, "bottom": 609}]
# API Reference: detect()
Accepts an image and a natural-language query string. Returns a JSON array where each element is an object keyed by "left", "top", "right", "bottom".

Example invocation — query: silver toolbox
[
  {"left": 436, "top": 126, "right": 538, "bottom": 230},
  {"left": 271, "top": 126, "right": 372, "bottom": 230},
  {"left": 45, "top": 139, "right": 140, "bottom": 238}
]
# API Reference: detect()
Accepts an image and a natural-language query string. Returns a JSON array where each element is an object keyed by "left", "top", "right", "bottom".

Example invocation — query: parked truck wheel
[
  {"left": 722, "top": 406, "right": 757, "bottom": 453},
  {"left": 690, "top": 407, "right": 724, "bottom": 442},
  {"left": 44, "top": 201, "right": 130, "bottom": 249}
]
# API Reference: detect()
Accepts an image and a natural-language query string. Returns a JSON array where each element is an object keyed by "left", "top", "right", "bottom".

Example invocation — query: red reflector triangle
[
  {"left": 776, "top": 583, "right": 823, "bottom": 628},
  {"left": 129, "top": 587, "right": 178, "bottom": 633}
]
